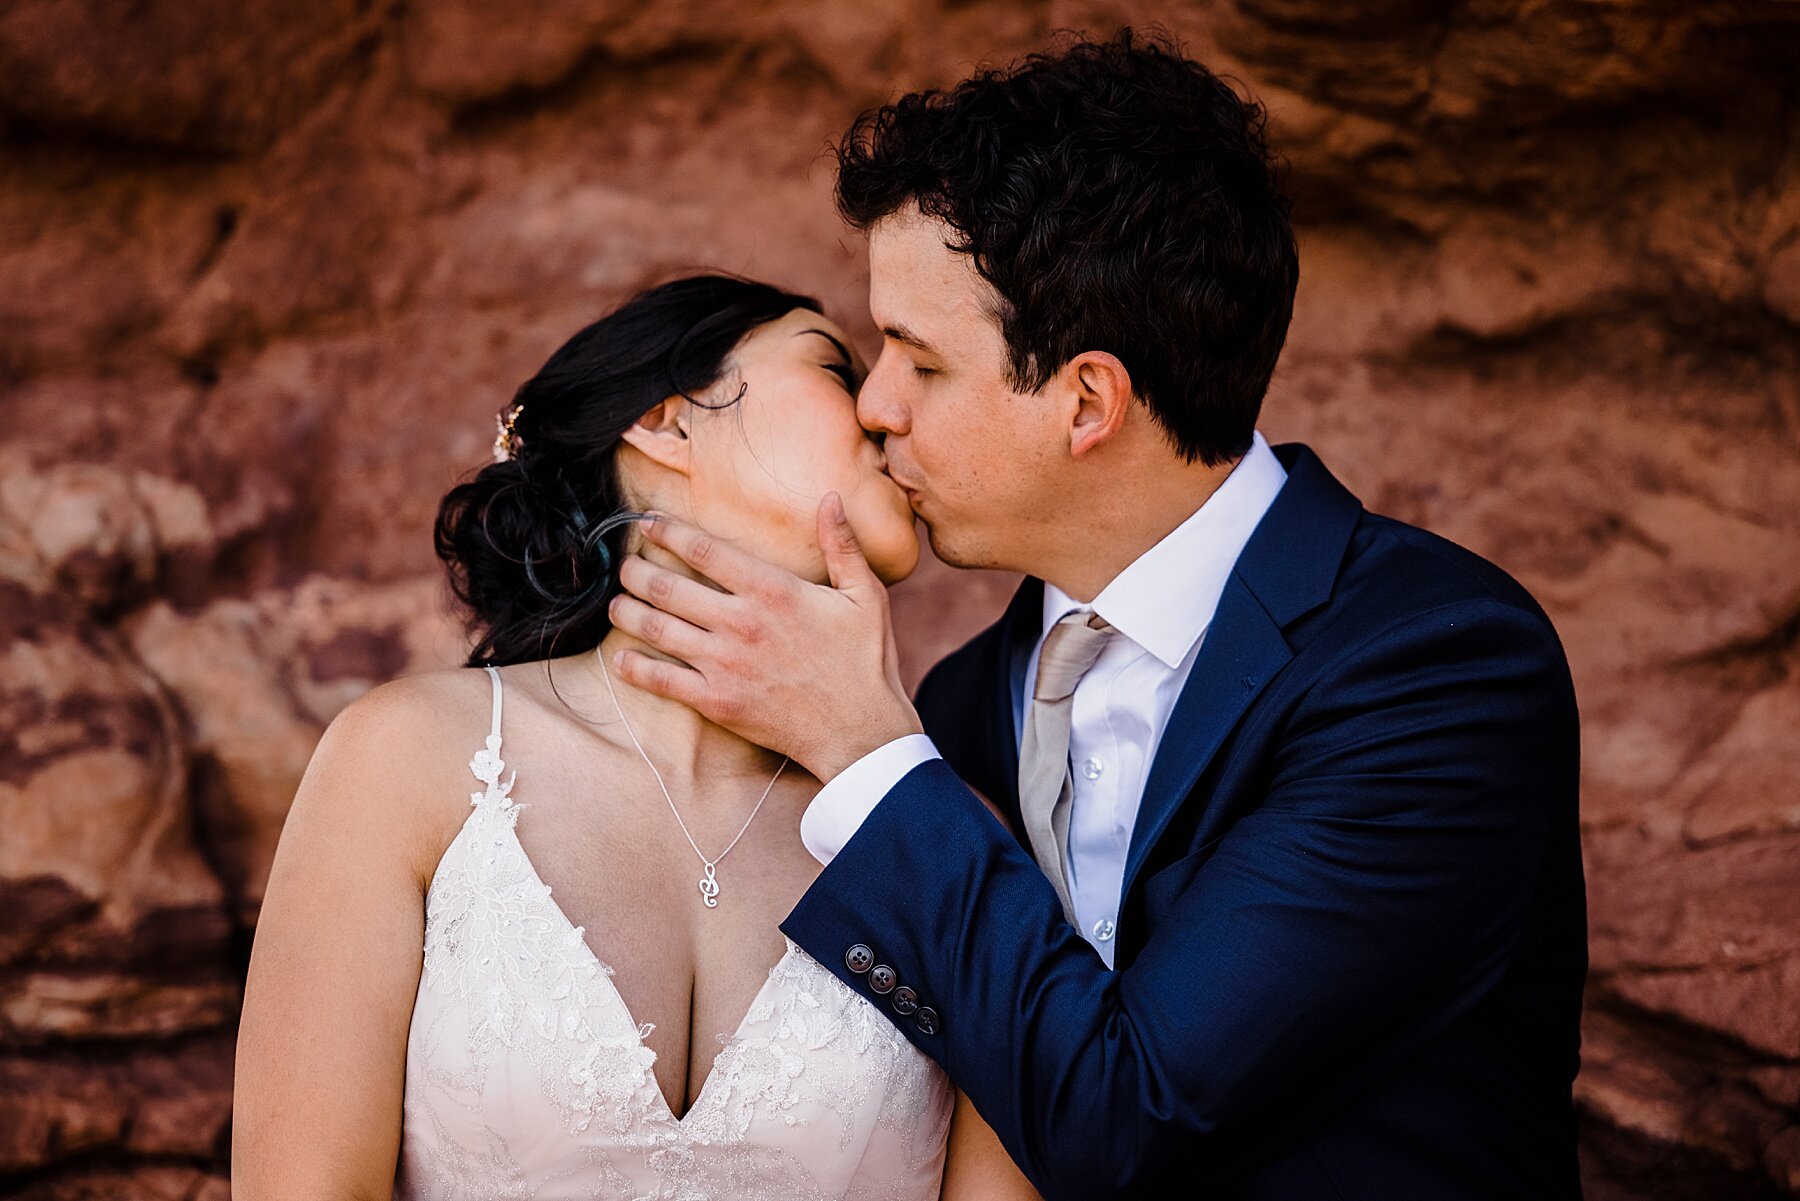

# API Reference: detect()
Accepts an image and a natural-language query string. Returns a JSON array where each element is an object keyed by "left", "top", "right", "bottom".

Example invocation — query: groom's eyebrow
[
  {"left": 793, "top": 328, "right": 854, "bottom": 364},
  {"left": 882, "top": 323, "right": 935, "bottom": 354}
]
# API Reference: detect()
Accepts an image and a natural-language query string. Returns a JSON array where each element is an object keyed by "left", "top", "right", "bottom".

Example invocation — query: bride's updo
[{"left": 433, "top": 275, "right": 821, "bottom": 667}]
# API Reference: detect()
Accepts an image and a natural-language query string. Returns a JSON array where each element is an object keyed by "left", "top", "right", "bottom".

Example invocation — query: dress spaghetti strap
[
  {"left": 467, "top": 665, "right": 514, "bottom": 809},
  {"left": 482, "top": 663, "right": 503, "bottom": 744}
]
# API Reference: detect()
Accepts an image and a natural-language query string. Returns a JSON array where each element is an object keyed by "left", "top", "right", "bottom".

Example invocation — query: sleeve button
[
  {"left": 868, "top": 964, "right": 897, "bottom": 994},
  {"left": 891, "top": 985, "right": 918, "bottom": 1015},
  {"left": 914, "top": 1007, "right": 939, "bottom": 1035},
  {"left": 845, "top": 944, "right": 874, "bottom": 973}
]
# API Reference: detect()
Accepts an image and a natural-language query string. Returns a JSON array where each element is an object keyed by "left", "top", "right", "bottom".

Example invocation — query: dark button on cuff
[
  {"left": 891, "top": 985, "right": 918, "bottom": 1015},
  {"left": 868, "top": 964, "right": 897, "bottom": 994},
  {"left": 845, "top": 944, "right": 874, "bottom": 974},
  {"left": 914, "top": 1006, "right": 939, "bottom": 1035}
]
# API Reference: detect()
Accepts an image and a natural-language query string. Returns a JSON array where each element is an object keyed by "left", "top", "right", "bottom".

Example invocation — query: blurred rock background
[{"left": 0, "top": 1, "right": 1796, "bottom": 1196}]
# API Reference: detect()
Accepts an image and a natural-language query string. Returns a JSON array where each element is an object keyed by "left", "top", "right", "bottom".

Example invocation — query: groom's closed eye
[{"left": 879, "top": 323, "right": 942, "bottom": 379}]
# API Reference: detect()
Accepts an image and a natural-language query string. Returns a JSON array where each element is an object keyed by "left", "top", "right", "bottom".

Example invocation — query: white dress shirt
[{"left": 800, "top": 431, "right": 1289, "bottom": 966}]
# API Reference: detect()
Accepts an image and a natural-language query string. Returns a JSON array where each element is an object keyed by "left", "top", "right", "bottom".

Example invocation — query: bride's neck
[{"left": 586, "top": 543, "right": 790, "bottom": 782}]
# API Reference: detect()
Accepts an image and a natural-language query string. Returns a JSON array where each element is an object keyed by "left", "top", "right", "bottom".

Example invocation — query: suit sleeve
[
  {"left": 781, "top": 598, "right": 1578, "bottom": 1199},
  {"left": 798, "top": 733, "right": 942, "bottom": 864}
]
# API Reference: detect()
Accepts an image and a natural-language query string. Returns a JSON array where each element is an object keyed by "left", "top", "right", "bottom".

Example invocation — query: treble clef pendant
[{"left": 697, "top": 862, "right": 720, "bottom": 908}]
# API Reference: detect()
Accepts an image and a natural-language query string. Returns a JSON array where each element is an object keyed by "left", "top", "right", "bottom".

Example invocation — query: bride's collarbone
[
  {"left": 511, "top": 752, "right": 820, "bottom": 904},
  {"left": 509, "top": 785, "right": 817, "bottom": 910}
]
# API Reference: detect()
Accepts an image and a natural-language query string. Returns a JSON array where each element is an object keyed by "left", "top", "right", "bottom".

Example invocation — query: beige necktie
[{"left": 1019, "top": 609, "right": 1116, "bottom": 924}]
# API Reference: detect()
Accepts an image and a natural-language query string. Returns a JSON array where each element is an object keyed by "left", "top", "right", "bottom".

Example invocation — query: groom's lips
[{"left": 881, "top": 463, "right": 921, "bottom": 499}]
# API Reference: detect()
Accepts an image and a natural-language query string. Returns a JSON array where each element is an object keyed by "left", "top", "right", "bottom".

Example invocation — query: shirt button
[
  {"left": 891, "top": 985, "right": 919, "bottom": 1015},
  {"left": 1081, "top": 756, "right": 1104, "bottom": 780},
  {"left": 1092, "top": 918, "right": 1116, "bottom": 942},
  {"left": 868, "top": 965, "right": 897, "bottom": 994},
  {"left": 845, "top": 944, "right": 874, "bottom": 974}
]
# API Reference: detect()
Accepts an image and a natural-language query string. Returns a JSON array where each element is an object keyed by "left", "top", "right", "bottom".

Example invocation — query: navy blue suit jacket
[{"left": 782, "top": 443, "right": 1587, "bottom": 1200}]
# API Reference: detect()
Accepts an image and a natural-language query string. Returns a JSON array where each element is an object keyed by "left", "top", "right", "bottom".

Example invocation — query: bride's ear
[{"left": 617, "top": 396, "right": 693, "bottom": 476}]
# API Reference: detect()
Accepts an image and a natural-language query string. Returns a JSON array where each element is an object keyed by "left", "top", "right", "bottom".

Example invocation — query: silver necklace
[{"left": 597, "top": 646, "right": 788, "bottom": 909}]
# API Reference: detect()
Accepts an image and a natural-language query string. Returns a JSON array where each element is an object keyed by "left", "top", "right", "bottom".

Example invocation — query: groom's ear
[
  {"left": 1065, "top": 351, "right": 1133, "bottom": 460},
  {"left": 617, "top": 396, "right": 693, "bottom": 476}
]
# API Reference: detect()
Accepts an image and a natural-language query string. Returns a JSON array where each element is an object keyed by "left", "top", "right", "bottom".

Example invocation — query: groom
[{"left": 608, "top": 30, "right": 1587, "bottom": 1201}]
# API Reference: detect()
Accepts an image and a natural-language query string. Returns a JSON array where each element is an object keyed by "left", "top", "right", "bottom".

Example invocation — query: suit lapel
[
  {"left": 987, "top": 575, "right": 1042, "bottom": 821},
  {"left": 1120, "top": 577, "right": 1290, "bottom": 902},
  {"left": 1119, "top": 443, "right": 1365, "bottom": 903}
]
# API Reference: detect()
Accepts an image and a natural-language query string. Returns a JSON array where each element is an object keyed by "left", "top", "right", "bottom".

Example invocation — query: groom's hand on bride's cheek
[{"left": 607, "top": 494, "right": 923, "bottom": 782}]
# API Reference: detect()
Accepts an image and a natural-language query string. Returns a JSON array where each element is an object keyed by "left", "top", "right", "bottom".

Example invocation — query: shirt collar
[{"left": 1041, "top": 430, "right": 1289, "bottom": 669}]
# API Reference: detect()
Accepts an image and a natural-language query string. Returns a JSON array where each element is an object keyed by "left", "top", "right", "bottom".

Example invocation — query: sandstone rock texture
[{"left": 0, "top": 1, "right": 1795, "bottom": 1196}]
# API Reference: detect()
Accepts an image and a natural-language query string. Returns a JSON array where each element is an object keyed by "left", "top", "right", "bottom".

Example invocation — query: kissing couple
[{"left": 234, "top": 28, "right": 1587, "bottom": 1201}]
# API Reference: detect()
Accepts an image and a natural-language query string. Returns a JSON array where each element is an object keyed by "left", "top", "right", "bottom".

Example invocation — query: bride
[{"left": 231, "top": 275, "right": 1038, "bottom": 1200}]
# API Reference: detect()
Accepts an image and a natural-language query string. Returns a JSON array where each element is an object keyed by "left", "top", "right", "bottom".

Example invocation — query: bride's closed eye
[{"left": 792, "top": 328, "right": 861, "bottom": 394}]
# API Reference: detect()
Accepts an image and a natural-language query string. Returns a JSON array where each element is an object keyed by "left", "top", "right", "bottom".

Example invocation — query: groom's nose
[{"left": 855, "top": 350, "right": 911, "bottom": 438}]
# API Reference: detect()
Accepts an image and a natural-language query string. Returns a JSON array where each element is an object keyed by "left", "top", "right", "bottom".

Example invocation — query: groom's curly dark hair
[{"left": 835, "top": 28, "right": 1298, "bottom": 467}]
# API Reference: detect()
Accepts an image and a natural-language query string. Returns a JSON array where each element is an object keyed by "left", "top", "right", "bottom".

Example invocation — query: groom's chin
[{"left": 919, "top": 521, "right": 998, "bottom": 573}]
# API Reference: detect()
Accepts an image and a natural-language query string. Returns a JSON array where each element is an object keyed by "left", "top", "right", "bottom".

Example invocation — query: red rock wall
[{"left": 1, "top": 2, "right": 1796, "bottom": 1196}]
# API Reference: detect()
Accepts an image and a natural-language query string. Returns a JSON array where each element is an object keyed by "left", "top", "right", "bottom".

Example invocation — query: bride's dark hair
[{"left": 434, "top": 274, "right": 822, "bottom": 667}]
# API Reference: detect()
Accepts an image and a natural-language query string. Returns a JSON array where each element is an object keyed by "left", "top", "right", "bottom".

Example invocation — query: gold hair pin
[{"left": 493, "top": 402, "right": 524, "bottom": 462}]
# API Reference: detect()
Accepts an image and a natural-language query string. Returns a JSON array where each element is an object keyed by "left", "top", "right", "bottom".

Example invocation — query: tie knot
[{"left": 1033, "top": 610, "right": 1115, "bottom": 702}]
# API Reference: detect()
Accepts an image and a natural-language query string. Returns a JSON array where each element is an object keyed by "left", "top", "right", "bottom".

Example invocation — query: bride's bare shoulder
[
  {"left": 288, "top": 666, "right": 498, "bottom": 878},
  {"left": 319, "top": 665, "right": 495, "bottom": 767}
]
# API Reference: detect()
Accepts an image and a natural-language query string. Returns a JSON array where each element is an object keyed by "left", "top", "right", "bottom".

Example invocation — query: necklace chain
[{"left": 596, "top": 646, "right": 788, "bottom": 909}]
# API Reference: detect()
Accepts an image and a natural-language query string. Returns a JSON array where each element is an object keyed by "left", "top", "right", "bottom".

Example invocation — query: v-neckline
[{"left": 495, "top": 817, "right": 800, "bottom": 1127}]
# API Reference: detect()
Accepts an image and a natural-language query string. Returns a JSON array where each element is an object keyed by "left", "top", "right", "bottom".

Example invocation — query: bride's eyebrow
[{"left": 793, "top": 328, "right": 854, "bottom": 364}]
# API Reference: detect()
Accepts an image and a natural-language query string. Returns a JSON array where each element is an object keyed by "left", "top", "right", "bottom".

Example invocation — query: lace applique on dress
[{"left": 394, "top": 665, "right": 953, "bottom": 1200}]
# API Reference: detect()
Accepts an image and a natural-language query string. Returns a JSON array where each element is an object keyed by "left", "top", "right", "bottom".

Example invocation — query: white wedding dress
[{"left": 394, "top": 666, "right": 953, "bottom": 1200}]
